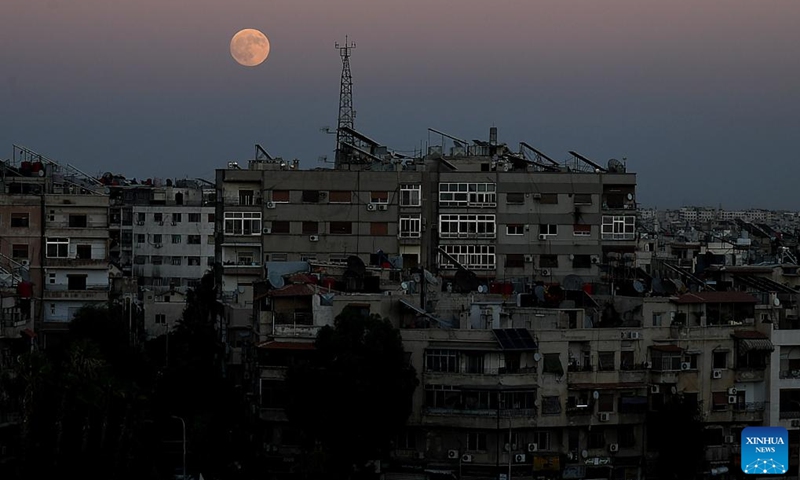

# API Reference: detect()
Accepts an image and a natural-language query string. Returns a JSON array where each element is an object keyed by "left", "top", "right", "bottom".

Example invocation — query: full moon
[{"left": 230, "top": 29, "right": 271, "bottom": 67}]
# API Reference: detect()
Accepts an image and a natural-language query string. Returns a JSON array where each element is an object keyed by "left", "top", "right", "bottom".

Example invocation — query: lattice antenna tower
[{"left": 335, "top": 36, "right": 356, "bottom": 167}]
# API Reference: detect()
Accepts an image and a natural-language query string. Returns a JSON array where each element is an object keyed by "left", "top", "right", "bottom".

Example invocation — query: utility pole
[{"left": 335, "top": 36, "right": 355, "bottom": 168}]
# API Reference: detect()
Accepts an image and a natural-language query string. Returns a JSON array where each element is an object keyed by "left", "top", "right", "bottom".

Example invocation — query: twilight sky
[{"left": 2, "top": 0, "right": 799, "bottom": 209}]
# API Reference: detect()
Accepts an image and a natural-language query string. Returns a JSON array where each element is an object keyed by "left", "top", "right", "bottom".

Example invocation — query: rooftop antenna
[{"left": 335, "top": 36, "right": 356, "bottom": 168}]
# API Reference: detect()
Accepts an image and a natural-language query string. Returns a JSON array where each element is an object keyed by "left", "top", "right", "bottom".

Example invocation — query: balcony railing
[
  {"left": 568, "top": 363, "right": 593, "bottom": 372},
  {"left": 779, "top": 410, "right": 800, "bottom": 419},
  {"left": 566, "top": 405, "right": 593, "bottom": 415},
  {"left": 780, "top": 370, "right": 800, "bottom": 379},
  {"left": 425, "top": 407, "right": 536, "bottom": 418},
  {"left": 733, "top": 402, "right": 766, "bottom": 412}
]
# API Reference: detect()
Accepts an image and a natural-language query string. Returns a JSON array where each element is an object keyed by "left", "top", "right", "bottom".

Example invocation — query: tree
[
  {"left": 285, "top": 308, "right": 419, "bottom": 478},
  {"left": 646, "top": 396, "right": 704, "bottom": 479}
]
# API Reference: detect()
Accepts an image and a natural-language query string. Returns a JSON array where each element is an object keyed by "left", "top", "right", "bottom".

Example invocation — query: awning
[
  {"left": 493, "top": 328, "right": 537, "bottom": 351},
  {"left": 258, "top": 341, "right": 315, "bottom": 351},
  {"left": 650, "top": 344, "right": 683, "bottom": 353},
  {"left": 739, "top": 338, "right": 775, "bottom": 354}
]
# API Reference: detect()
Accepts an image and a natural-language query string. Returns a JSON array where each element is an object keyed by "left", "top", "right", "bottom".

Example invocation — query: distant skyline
[{"left": 2, "top": 0, "right": 799, "bottom": 209}]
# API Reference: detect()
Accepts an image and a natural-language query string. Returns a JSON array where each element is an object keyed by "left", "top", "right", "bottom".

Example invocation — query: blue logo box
[{"left": 741, "top": 426, "right": 789, "bottom": 475}]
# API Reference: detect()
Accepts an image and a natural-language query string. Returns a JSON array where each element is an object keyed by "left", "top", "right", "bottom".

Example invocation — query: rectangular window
[
  {"left": 207, "top": 235, "right": 215, "bottom": 245},
  {"left": 539, "top": 224, "right": 557, "bottom": 236},
  {"left": 598, "top": 352, "right": 615, "bottom": 371},
  {"left": 572, "top": 254, "right": 592, "bottom": 269},
  {"left": 598, "top": 393, "right": 615, "bottom": 412},
  {"left": 68, "top": 215, "right": 87, "bottom": 228},
  {"left": 223, "top": 212, "right": 262, "bottom": 235},
  {"left": 712, "top": 392, "right": 729, "bottom": 411},
  {"left": 574, "top": 194, "right": 593, "bottom": 205},
  {"left": 207, "top": 213, "right": 215, "bottom": 223},
  {"left": 153, "top": 234, "right": 163, "bottom": 244},
  {"left": 588, "top": 431, "right": 605, "bottom": 449},
  {"left": 46, "top": 238, "right": 69, "bottom": 258},
  {"left": 400, "top": 184, "right": 421, "bottom": 206},
  {"left": 542, "top": 353, "right": 564, "bottom": 375},
  {"left": 425, "top": 349, "right": 459, "bottom": 372},
  {"left": 539, "top": 255, "right": 558, "bottom": 268},
  {"left": 653, "top": 352, "right": 682, "bottom": 371},
  {"left": 439, "top": 214, "right": 496, "bottom": 239},
  {"left": 535, "top": 431, "right": 551, "bottom": 450},
  {"left": 302, "top": 222, "right": 318, "bottom": 234},
  {"left": 370, "top": 191, "right": 389, "bottom": 204},
  {"left": 620, "top": 351, "right": 635, "bottom": 370},
  {"left": 302, "top": 190, "right": 320, "bottom": 203},
  {"left": 188, "top": 213, "right": 201, "bottom": 223},
  {"left": 67, "top": 275, "right": 87, "bottom": 290},
  {"left": 506, "top": 193, "right": 525, "bottom": 205},
  {"left": 713, "top": 351, "right": 728, "bottom": 369},
  {"left": 172, "top": 213, "right": 182, "bottom": 223},
  {"left": 437, "top": 245, "right": 496, "bottom": 270},
  {"left": 76, "top": 245, "right": 92, "bottom": 259},
  {"left": 136, "top": 234, "right": 145, "bottom": 244},
  {"left": 154, "top": 213, "right": 163, "bottom": 223},
  {"left": 10, "top": 213, "right": 29, "bottom": 228},
  {"left": 541, "top": 396, "right": 562, "bottom": 415},
  {"left": 601, "top": 215, "right": 636, "bottom": 240},
  {"left": 506, "top": 224, "right": 524, "bottom": 235},
  {"left": 465, "top": 353, "right": 485, "bottom": 374},
  {"left": 171, "top": 235, "right": 182, "bottom": 244},
  {"left": 271, "top": 221, "right": 290, "bottom": 234},
  {"left": 155, "top": 314, "right": 166, "bottom": 324},
  {"left": 439, "top": 183, "right": 496, "bottom": 207},
  {"left": 12, "top": 244, "right": 28, "bottom": 259},
  {"left": 539, "top": 193, "right": 558, "bottom": 204},
  {"left": 330, "top": 222, "right": 352, "bottom": 235},
  {"left": 272, "top": 190, "right": 290, "bottom": 203},
  {"left": 136, "top": 213, "right": 146, "bottom": 223},
  {"left": 329, "top": 191, "right": 351, "bottom": 203},
  {"left": 618, "top": 426, "right": 635, "bottom": 447},
  {"left": 652, "top": 312, "right": 663, "bottom": 327},
  {"left": 187, "top": 235, "right": 201, "bottom": 245},
  {"left": 467, "top": 432, "right": 487, "bottom": 451},
  {"left": 152, "top": 256, "right": 163, "bottom": 265},
  {"left": 370, "top": 222, "right": 388, "bottom": 236},
  {"left": 188, "top": 256, "right": 201, "bottom": 266},
  {"left": 399, "top": 215, "right": 421, "bottom": 238},
  {"left": 171, "top": 256, "right": 182, "bottom": 266},
  {"left": 573, "top": 224, "right": 591, "bottom": 237},
  {"left": 134, "top": 255, "right": 147, "bottom": 265},
  {"left": 238, "top": 190, "right": 255, "bottom": 205},
  {"left": 505, "top": 254, "right": 525, "bottom": 268}
]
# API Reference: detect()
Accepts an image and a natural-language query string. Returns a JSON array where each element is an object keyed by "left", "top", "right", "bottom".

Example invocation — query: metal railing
[{"left": 733, "top": 402, "right": 766, "bottom": 412}]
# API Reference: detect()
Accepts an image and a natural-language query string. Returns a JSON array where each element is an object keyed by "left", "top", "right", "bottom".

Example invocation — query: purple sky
[{"left": 2, "top": 0, "right": 799, "bottom": 209}]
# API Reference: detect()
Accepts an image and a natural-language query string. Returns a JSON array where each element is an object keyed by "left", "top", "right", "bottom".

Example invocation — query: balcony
[
  {"left": 732, "top": 402, "right": 766, "bottom": 422},
  {"left": 735, "top": 369, "right": 765, "bottom": 382},
  {"left": 222, "top": 262, "right": 263, "bottom": 276},
  {"left": 45, "top": 258, "right": 109, "bottom": 269},
  {"left": 43, "top": 289, "right": 109, "bottom": 301},
  {"left": 423, "top": 367, "right": 538, "bottom": 388},
  {"left": 704, "top": 446, "right": 731, "bottom": 463},
  {"left": 273, "top": 324, "right": 321, "bottom": 339}
]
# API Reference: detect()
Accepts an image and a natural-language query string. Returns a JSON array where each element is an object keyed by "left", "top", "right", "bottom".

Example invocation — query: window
[
  {"left": 207, "top": 256, "right": 215, "bottom": 266},
  {"left": 10, "top": 213, "right": 29, "bottom": 228},
  {"left": 329, "top": 222, "right": 352, "bottom": 235},
  {"left": 67, "top": 275, "right": 87, "bottom": 290},
  {"left": 437, "top": 245, "right": 495, "bottom": 269},
  {"left": 172, "top": 213, "right": 182, "bottom": 224},
  {"left": 399, "top": 215, "right": 421, "bottom": 238},
  {"left": 188, "top": 213, "right": 201, "bottom": 222},
  {"left": 153, "top": 234, "right": 163, "bottom": 244},
  {"left": 207, "top": 213, "right": 215, "bottom": 222},
  {"left": 329, "top": 191, "right": 351, "bottom": 203},
  {"left": 572, "top": 254, "right": 592, "bottom": 269},
  {"left": 425, "top": 349, "right": 458, "bottom": 372},
  {"left": 155, "top": 314, "right": 166, "bottom": 324},
  {"left": 712, "top": 392, "right": 729, "bottom": 411},
  {"left": 465, "top": 353, "right": 484, "bottom": 374},
  {"left": 573, "top": 224, "right": 591, "bottom": 237},
  {"left": 652, "top": 351, "right": 682, "bottom": 371},
  {"left": 396, "top": 430, "right": 417, "bottom": 450},
  {"left": 136, "top": 213, "right": 146, "bottom": 223},
  {"left": 505, "top": 254, "right": 525, "bottom": 268},
  {"left": 238, "top": 190, "right": 255, "bottom": 205},
  {"left": 302, "top": 190, "right": 320, "bottom": 203},
  {"left": 271, "top": 221, "right": 290, "bottom": 234},
  {"left": 601, "top": 215, "right": 636, "bottom": 240},
  {"left": 134, "top": 255, "right": 147, "bottom": 265},
  {"left": 598, "top": 393, "right": 614, "bottom": 412},
  {"left": 370, "top": 191, "right": 388, "bottom": 204},
  {"left": 187, "top": 256, "right": 200, "bottom": 266},
  {"left": 713, "top": 351, "right": 728, "bottom": 369},
  {"left": 224, "top": 212, "right": 262, "bottom": 235},
  {"left": 588, "top": 430, "right": 605, "bottom": 449},
  {"left": 506, "top": 224, "right": 524, "bottom": 235},
  {"left": 539, "top": 224, "right": 557, "bottom": 236},
  {"left": 153, "top": 213, "right": 163, "bottom": 223},
  {"left": 541, "top": 396, "right": 562, "bottom": 415},
  {"left": 534, "top": 431, "right": 551, "bottom": 450},
  {"left": 504, "top": 352, "right": 521, "bottom": 373},
  {"left": 574, "top": 194, "right": 592, "bottom": 205},
  {"left": 297, "top": 222, "right": 317, "bottom": 235},
  {"left": 598, "top": 352, "right": 615, "bottom": 371},
  {"left": 46, "top": 238, "right": 69, "bottom": 258},
  {"left": 652, "top": 312, "right": 663, "bottom": 326},
  {"left": 542, "top": 353, "right": 564, "bottom": 375},
  {"left": 439, "top": 183, "right": 496, "bottom": 207},
  {"left": 467, "top": 432, "right": 487, "bottom": 451},
  {"left": 539, "top": 255, "right": 559, "bottom": 268},
  {"left": 171, "top": 256, "right": 182, "bottom": 266},
  {"left": 68, "top": 215, "right": 87, "bottom": 227},
  {"left": 187, "top": 235, "right": 201, "bottom": 245},
  {"left": 618, "top": 426, "right": 635, "bottom": 447},
  {"left": 12, "top": 244, "right": 28, "bottom": 259},
  {"left": 370, "top": 222, "right": 388, "bottom": 236},
  {"left": 620, "top": 351, "right": 635, "bottom": 370},
  {"left": 539, "top": 193, "right": 558, "bottom": 204},
  {"left": 400, "top": 184, "right": 421, "bottom": 206},
  {"left": 207, "top": 235, "right": 215, "bottom": 245},
  {"left": 272, "top": 190, "right": 290, "bottom": 203},
  {"left": 506, "top": 193, "right": 524, "bottom": 204},
  {"left": 171, "top": 235, "right": 182, "bottom": 244},
  {"left": 151, "top": 256, "right": 163, "bottom": 265},
  {"left": 439, "top": 214, "right": 496, "bottom": 238},
  {"left": 76, "top": 245, "right": 92, "bottom": 259},
  {"left": 136, "top": 234, "right": 145, "bottom": 244}
]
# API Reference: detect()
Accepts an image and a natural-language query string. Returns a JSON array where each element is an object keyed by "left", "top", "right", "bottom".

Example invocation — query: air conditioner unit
[
  {"left": 727, "top": 395, "right": 737, "bottom": 404},
  {"left": 727, "top": 387, "right": 737, "bottom": 395},
  {"left": 598, "top": 412, "right": 610, "bottom": 422},
  {"left": 609, "top": 444, "right": 619, "bottom": 452},
  {"left": 514, "top": 454, "right": 526, "bottom": 463},
  {"left": 792, "top": 419, "right": 800, "bottom": 428},
  {"left": 645, "top": 361, "right": 652, "bottom": 369},
  {"left": 540, "top": 269, "right": 550, "bottom": 276},
  {"left": 712, "top": 369, "right": 723, "bottom": 379},
  {"left": 309, "top": 235, "right": 319, "bottom": 242},
  {"left": 527, "top": 443, "right": 538, "bottom": 452},
  {"left": 538, "top": 234, "right": 548, "bottom": 240},
  {"left": 367, "top": 203, "right": 377, "bottom": 211},
  {"left": 650, "top": 385, "right": 660, "bottom": 394},
  {"left": 567, "top": 452, "right": 576, "bottom": 461},
  {"left": 524, "top": 255, "right": 534, "bottom": 263},
  {"left": 447, "top": 450, "right": 459, "bottom": 459},
  {"left": 266, "top": 201, "right": 276, "bottom": 209},
  {"left": 681, "top": 362, "right": 691, "bottom": 371},
  {"left": 724, "top": 435, "right": 734, "bottom": 444},
  {"left": 461, "top": 454, "right": 473, "bottom": 463},
  {"left": 417, "top": 452, "right": 425, "bottom": 460},
  {"left": 262, "top": 227, "right": 271, "bottom": 234},
  {"left": 532, "top": 193, "right": 542, "bottom": 199},
  {"left": 629, "top": 331, "right": 640, "bottom": 340},
  {"left": 154, "top": 244, "right": 163, "bottom": 249},
  {"left": 591, "top": 255, "right": 600, "bottom": 264},
  {"left": 377, "top": 204, "right": 388, "bottom": 211}
]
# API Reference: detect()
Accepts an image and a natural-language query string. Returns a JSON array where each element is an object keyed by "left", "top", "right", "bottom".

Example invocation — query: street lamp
[{"left": 171, "top": 415, "right": 186, "bottom": 480}]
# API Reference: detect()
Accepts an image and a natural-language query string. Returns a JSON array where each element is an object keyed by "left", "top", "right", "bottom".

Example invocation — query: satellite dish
[
  {"left": 477, "top": 285, "right": 488, "bottom": 294},
  {"left": 663, "top": 280, "right": 677, "bottom": 295},
  {"left": 592, "top": 390, "right": 600, "bottom": 400},
  {"left": 673, "top": 278, "right": 686, "bottom": 293},
  {"left": 346, "top": 256, "right": 366, "bottom": 276},
  {"left": 533, "top": 352, "right": 542, "bottom": 362},
  {"left": 563, "top": 275, "right": 584, "bottom": 291},
  {"left": 627, "top": 193, "right": 634, "bottom": 201},
  {"left": 412, "top": 273, "right": 422, "bottom": 283},
  {"left": 401, "top": 282, "right": 409, "bottom": 290},
  {"left": 651, "top": 278, "right": 665, "bottom": 295},
  {"left": 633, "top": 280, "right": 645, "bottom": 293},
  {"left": 424, "top": 269, "right": 440, "bottom": 286},
  {"left": 774, "top": 296, "right": 781, "bottom": 307},
  {"left": 534, "top": 285, "right": 546, "bottom": 302},
  {"left": 268, "top": 273, "right": 285, "bottom": 289},
  {"left": 581, "top": 450, "right": 589, "bottom": 459},
  {"left": 607, "top": 158, "right": 625, "bottom": 173}
]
